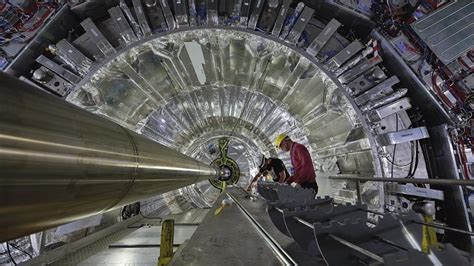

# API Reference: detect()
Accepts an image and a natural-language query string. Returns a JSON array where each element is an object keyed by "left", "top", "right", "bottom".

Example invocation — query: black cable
[
  {"left": 391, "top": 114, "right": 399, "bottom": 179},
  {"left": 387, "top": 121, "right": 419, "bottom": 183},
  {"left": 8, "top": 242, "right": 33, "bottom": 259},
  {"left": 6, "top": 242, "right": 17, "bottom": 266},
  {"left": 385, "top": 149, "right": 413, "bottom": 167},
  {"left": 391, "top": 146, "right": 397, "bottom": 178},
  {"left": 408, "top": 140, "right": 420, "bottom": 179},
  {"left": 406, "top": 141, "right": 415, "bottom": 178}
]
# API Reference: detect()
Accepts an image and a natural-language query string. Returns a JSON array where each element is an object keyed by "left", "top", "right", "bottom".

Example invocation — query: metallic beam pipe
[
  {"left": 329, "top": 175, "right": 474, "bottom": 186},
  {"left": 0, "top": 73, "right": 217, "bottom": 242}
]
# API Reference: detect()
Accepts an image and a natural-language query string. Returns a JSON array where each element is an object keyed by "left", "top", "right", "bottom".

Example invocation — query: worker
[
  {"left": 246, "top": 155, "right": 289, "bottom": 191},
  {"left": 274, "top": 134, "right": 318, "bottom": 194}
]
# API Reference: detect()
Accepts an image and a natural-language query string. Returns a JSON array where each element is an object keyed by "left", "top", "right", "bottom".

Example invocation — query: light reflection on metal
[
  {"left": 399, "top": 221, "right": 443, "bottom": 265},
  {"left": 63, "top": 27, "right": 390, "bottom": 212},
  {"left": 67, "top": 29, "right": 350, "bottom": 155},
  {"left": 0, "top": 73, "right": 217, "bottom": 242}
]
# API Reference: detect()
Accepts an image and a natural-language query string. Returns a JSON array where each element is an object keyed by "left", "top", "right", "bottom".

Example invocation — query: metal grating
[{"left": 411, "top": 1, "right": 474, "bottom": 64}]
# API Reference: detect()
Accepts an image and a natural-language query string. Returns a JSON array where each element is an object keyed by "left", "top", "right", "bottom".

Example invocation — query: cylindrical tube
[
  {"left": 329, "top": 175, "right": 474, "bottom": 186},
  {"left": 0, "top": 73, "right": 216, "bottom": 242}
]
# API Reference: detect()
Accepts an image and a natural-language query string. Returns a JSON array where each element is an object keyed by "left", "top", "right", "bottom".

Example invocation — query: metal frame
[{"left": 71, "top": 24, "right": 386, "bottom": 204}]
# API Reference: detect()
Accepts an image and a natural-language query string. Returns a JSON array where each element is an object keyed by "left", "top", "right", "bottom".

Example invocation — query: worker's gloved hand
[{"left": 290, "top": 182, "right": 300, "bottom": 188}]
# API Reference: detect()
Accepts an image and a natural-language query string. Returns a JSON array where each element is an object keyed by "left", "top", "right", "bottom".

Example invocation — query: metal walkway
[
  {"left": 24, "top": 188, "right": 324, "bottom": 265},
  {"left": 171, "top": 187, "right": 323, "bottom": 266}
]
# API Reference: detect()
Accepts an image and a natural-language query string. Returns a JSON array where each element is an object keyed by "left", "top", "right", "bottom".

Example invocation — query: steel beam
[
  {"left": 329, "top": 175, "right": 474, "bottom": 186},
  {"left": 0, "top": 73, "right": 216, "bottom": 242}
]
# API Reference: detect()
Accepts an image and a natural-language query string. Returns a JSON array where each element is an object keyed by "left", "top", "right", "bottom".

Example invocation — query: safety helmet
[{"left": 274, "top": 133, "right": 288, "bottom": 148}]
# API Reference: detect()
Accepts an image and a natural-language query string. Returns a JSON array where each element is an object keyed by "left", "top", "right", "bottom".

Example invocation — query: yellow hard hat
[{"left": 274, "top": 133, "right": 288, "bottom": 148}]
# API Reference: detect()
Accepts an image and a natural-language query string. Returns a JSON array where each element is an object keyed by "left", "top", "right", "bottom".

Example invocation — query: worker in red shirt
[{"left": 274, "top": 134, "right": 318, "bottom": 194}]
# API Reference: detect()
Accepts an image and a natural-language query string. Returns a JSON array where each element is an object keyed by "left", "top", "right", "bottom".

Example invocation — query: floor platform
[
  {"left": 25, "top": 188, "right": 322, "bottom": 265},
  {"left": 171, "top": 187, "right": 324, "bottom": 266},
  {"left": 34, "top": 209, "right": 208, "bottom": 266}
]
